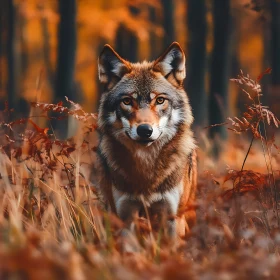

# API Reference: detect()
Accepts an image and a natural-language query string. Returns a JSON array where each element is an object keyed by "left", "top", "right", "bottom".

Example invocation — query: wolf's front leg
[
  {"left": 113, "top": 188, "right": 142, "bottom": 223},
  {"left": 154, "top": 182, "right": 185, "bottom": 238},
  {"left": 113, "top": 193, "right": 143, "bottom": 252},
  {"left": 150, "top": 199, "right": 178, "bottom": 238},
  {"left": 117, "top": 196, "right": 142, "bottom": 223}
]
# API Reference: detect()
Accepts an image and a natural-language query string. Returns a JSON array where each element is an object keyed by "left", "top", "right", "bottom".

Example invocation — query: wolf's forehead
[
  {"left": 127, "top": 64, "right": 156, "bottom": 97},
  {"left": 113, "top": 61, "right": 184, "bottom": 103},
  {"left": 133, "top": 73, "right": 154, "bottom": 95}
]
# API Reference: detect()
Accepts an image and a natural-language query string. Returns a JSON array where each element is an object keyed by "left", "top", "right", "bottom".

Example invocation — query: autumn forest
[{"left": 0, "top": 0, "right": 280, "bottom": 279}]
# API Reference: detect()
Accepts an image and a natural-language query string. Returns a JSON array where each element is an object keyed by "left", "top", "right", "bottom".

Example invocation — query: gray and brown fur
[{"left": 94, "top": 42, "right": 197, "bottom": 237}]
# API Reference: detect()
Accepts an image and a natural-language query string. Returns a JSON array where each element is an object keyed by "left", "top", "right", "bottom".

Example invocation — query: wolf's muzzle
[{"left": 137, "top": 124, "right": 153, "bottom": 139}]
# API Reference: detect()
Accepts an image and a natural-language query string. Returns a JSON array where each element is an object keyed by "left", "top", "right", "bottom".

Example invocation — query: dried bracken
[
  {"left": 0, "top": 73, "right": 280, "bottom": 279},
  {"left": 228, "top": 70, "right": 279, "bottom": 137}
]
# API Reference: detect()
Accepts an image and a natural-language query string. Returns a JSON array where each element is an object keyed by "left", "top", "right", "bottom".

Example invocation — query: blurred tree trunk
[
  {"left": 262, "top": 17, "right": 270, "bottom": 102},
  {"left": 56, "top": 0, "right": 76, "bottom": 102},
  {"left": 115, "top": 7, "right": 139, "bottom": 62},
  {"left": 0, "top": 1, "right": 6, "bottom": 96},
  {"left": 269, "top": 0, "right": 280, "bottom": 115},
  {"left": 209, "top": 0, "right": 231, "bottom": 142},
  {"left": 115, "top": 26, "right": 138, "bottom": 62},
  {"left": 55, "top": 0, "right": 77, "bottom": 137},
  {"left": 7, "top": 0, "right": 16, "bottom": 110},
  {"left": 232, "top": 41, "right": 243, "bottom": 114},
  {"left": 186, "top": 0, "right": 207, "bottom": 127},
  {"left": 231, "top": 7, "right": 243, "bottom": 115},
  {"left": 149, "top": 6, "right": 162, "bottom": 60},
  {"left": 2, "top": 0, "right": 28, "bottom": 121},
  {"left": 270, "top": 0, "right": 280, "bottom": 86},
  {"left": 19, "top": 16, "right": 28, "bottom": 75},
  {"left": 40, "top": 3, "right": 54, "bottom": 88},
  {"left": 161, "top": 0, "right": 175, "bottom": 47}
]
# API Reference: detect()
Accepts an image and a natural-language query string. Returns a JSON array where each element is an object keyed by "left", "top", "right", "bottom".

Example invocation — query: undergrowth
[{"left": 0, "top": 70, "right": 279, "bottom": 279}]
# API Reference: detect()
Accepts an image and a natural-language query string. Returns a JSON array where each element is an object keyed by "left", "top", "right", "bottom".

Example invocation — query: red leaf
[
  {"left": 28, "top": 119, "right": 47, "bottom": 134},
  {"left": 257, "top": 68, "right": 272, "bottom": 82}
]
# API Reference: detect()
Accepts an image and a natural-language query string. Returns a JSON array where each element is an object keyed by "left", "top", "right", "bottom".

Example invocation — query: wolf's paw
[{"left": 119, "top": 228, "right": 141, "bottom": 253}]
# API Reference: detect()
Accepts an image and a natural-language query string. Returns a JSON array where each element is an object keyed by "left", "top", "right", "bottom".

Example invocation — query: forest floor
[{"left": 0, "top": 73, "right": 280, "bottom": 280}]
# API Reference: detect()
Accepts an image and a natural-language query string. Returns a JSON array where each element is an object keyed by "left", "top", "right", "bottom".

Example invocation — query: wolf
[{"left": 94, "top": 42, "right": 197, "bottom": 237}]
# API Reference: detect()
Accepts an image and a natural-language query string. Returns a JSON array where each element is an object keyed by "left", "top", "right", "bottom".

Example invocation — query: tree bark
[
  {"left": 40, "top": 3, "right": 54, "bottom": 88},
  {"left": 149, "top": 6, "right": 162, "bottom": 60},
  {"left": 0, "top": 2, "right": 4, "bottom": 93},
  {"left": 115, "top": 7, "right": 139, "bottom": 62},
  {"left": 7, "top": 0, "right": 16, "bottom": 109},
  {"left": 54, "top": 0, "right": 77, "bottom": 138},
  {"left": 186, "top": 0, "right": 207, "bottom": 127},
  {"left": 270, "top": 0, "right": 280, "bottom": 88},
  {"left": 115, "top": 26, "right": 138, "bottom": 62},
  {"left": 55, "top": 0, "right": 76, "bottom": 102},
  {"left": 209, "top": 0, "right": 231, "bottom": 140},
  {"left": 261, "top": 0, "right": 280, "bottom": 115},
  {"left": 161, "top": 0, "right": 176, "bottom": 47}
]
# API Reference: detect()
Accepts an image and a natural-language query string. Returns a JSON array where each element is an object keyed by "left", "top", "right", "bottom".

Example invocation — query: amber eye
[
  {"left": 122, "top": 98, "right": 132, "bottom": 106},
  {"left": 156, "top": 97, "right": 165, "bottom": 105}
]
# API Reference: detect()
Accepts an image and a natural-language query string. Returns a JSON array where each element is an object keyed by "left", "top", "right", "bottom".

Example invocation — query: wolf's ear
[
  {"left": 98, "top": 44, "right": 131, "bottom": 87},
  {"left": 153, "top": 42, "right": 186, "bottom": 86}
]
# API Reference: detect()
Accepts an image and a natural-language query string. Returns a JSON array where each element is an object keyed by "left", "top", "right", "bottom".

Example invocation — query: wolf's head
[{"left": 97, "top": 42, "right": 193, "bottom": 150}]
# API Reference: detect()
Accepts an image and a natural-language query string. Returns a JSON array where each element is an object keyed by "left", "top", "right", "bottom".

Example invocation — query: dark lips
[
  {"left": 125, "top": 131, "right": 155, "bottom": 145},
  {"left": 136, "top": 139, "right": 155, "bottom": 144}
]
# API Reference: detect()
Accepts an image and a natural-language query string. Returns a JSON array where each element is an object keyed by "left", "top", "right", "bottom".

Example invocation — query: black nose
[{"left": 137, "top": 124, "right": 153, "bottom": 138}]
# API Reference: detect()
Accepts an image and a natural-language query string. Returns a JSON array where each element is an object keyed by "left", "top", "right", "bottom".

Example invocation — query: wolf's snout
[{"left": 137, "top": 124, "right": 153, "bottom": 138}]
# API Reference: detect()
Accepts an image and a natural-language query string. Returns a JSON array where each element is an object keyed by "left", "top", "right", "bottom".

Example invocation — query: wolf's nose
[{"left": 137, "top": 124, "right": 153, "bottom": 138}]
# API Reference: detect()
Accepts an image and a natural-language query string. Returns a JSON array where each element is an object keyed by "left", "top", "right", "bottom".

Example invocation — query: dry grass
[{"left": 0, "top": 71, "right": 280, "bottom": 280}]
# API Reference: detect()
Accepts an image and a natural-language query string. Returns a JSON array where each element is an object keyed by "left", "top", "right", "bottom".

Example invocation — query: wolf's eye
[
  {"left": 156, "top": 97, "right": 165, "bottom": 105},
  {"left": 122, "top": 98, "right": 132, "bottom": 106}
]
